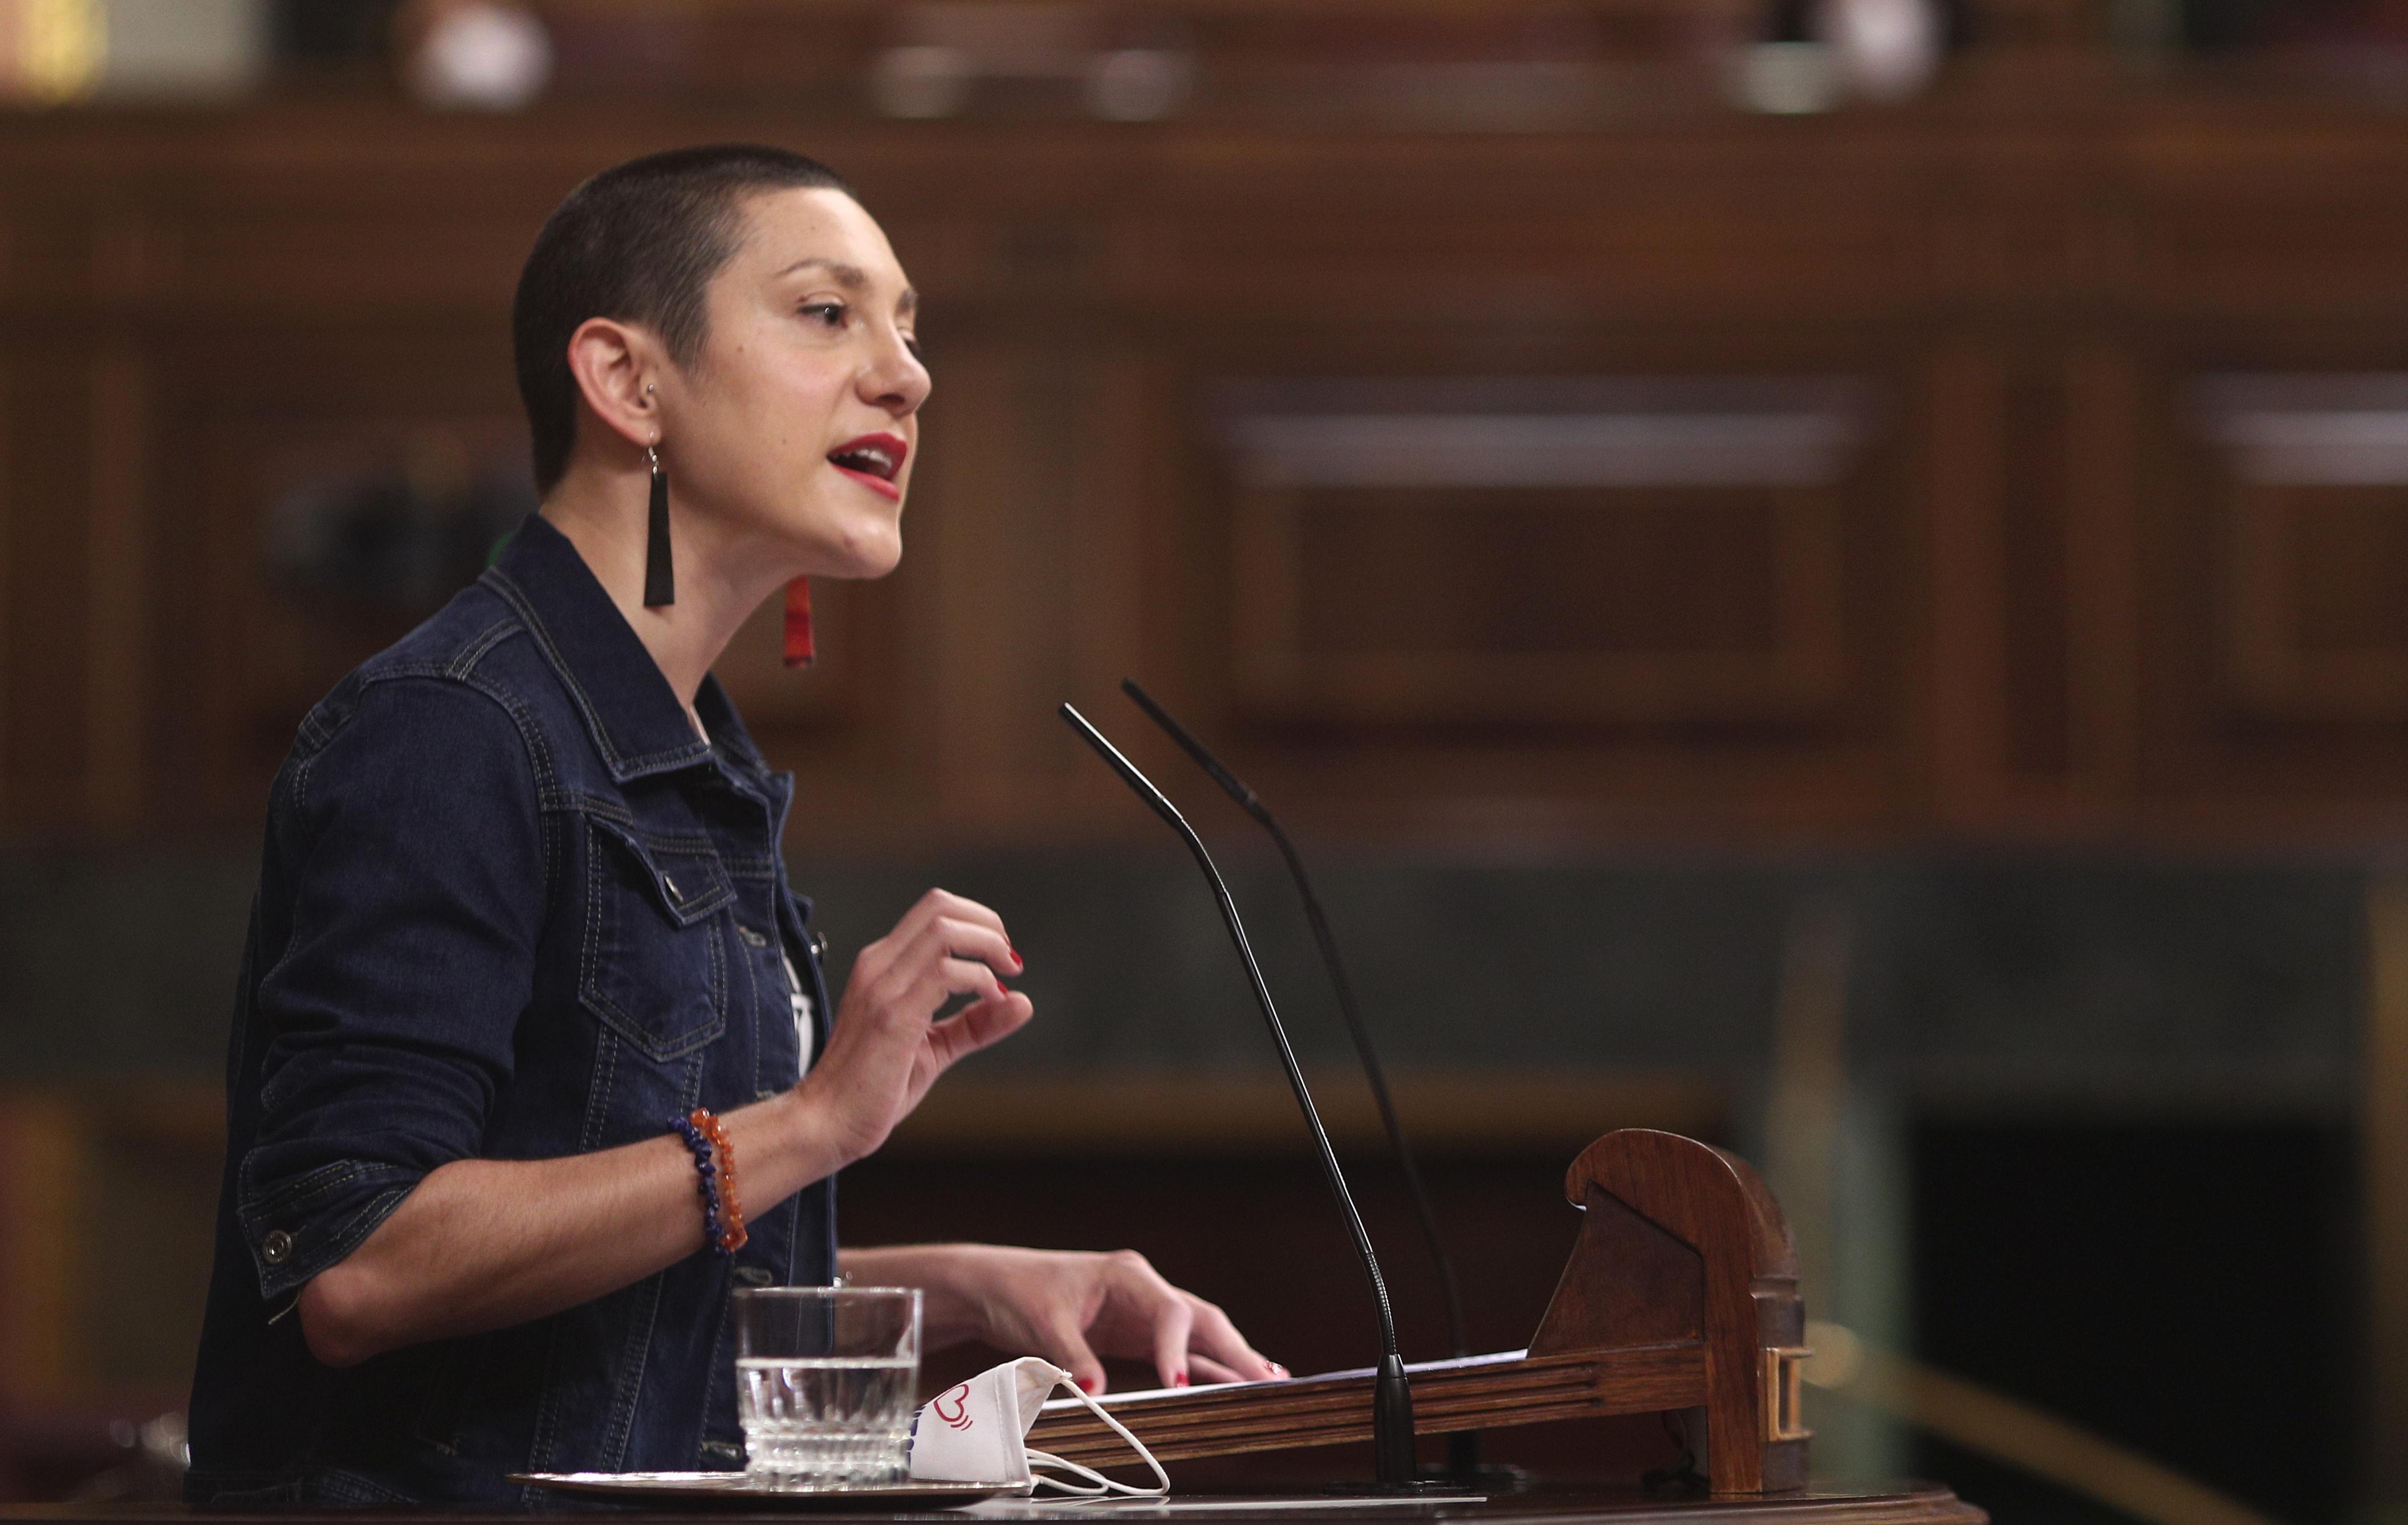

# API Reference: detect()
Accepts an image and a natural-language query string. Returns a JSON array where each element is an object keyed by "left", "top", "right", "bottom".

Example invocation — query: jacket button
[
  {"left": 810, "top": 931, "right": 828, "bottom": 958},
  {"left": 735, "top": 1266, "right": 774, "bottom": 1286},
  {"left": 739, "top": 927, "right": 767, "bottom": 947},
  {"left": 261, "top": 1229, "right": 294, "bottom": 1266}
]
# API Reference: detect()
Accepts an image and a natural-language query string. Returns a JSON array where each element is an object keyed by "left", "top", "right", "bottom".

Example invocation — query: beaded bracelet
[
  {"left": 690, "top": 1108, "right": 749, "bottom": 1254},
  {"left": 668, "top": 1113, "right": 730, "bottom": 1260}
]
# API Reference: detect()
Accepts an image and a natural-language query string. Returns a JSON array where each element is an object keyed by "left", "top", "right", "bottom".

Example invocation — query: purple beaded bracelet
[{"left": 668, "top": 1114, "right": 732, "bottom": 1260}]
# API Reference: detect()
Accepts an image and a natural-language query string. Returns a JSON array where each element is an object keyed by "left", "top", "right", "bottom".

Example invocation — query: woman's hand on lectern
[
  {"left": 843, "top": 1243, "right": 1286, "bottom": 1395},
  {"left": 800, "top": 888, "right": 1032, "bottom": 1165},
  {"left": 955, "top": 1245, "right": 1285, "bottom": 1394}
]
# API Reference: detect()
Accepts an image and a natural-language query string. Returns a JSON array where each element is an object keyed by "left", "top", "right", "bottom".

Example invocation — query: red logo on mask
[{"left": 934, "top": 1384, "right": 974, "bottom": 1430}]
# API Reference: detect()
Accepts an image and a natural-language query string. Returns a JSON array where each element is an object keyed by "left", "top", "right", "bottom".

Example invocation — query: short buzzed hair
[{"left": 512, "top": 145, "right": 854, "bottom": 494}]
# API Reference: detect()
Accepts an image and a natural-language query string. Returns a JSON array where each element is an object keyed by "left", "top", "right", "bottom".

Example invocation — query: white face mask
[{"left": 908, "top": 1356, "right": 1169, "bottom": 1497}]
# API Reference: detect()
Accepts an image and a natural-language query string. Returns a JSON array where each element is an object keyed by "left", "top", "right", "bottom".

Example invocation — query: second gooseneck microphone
[
  {"left": 1117, "top": 680, "right": 1488, "bottom": 1485},
  {"left": 1120, "top": 678, "right": 1469, "bottom": 1363},
  {"left": 1059, "top": 703, "right": 1420, "bottom": 1490}
]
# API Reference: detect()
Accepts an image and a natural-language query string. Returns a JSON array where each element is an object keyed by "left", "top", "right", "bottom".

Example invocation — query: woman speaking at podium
[{"left": 185, "top": 147, "right": 1280, "bottom": 1507}]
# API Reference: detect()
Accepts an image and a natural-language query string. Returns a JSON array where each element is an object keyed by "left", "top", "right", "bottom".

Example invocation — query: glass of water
[{"left": 735, "top": 1286, "right": 922, "bottom": 1487}]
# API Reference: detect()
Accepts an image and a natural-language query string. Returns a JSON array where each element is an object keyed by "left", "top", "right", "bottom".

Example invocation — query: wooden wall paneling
[
  {"left": 913, "top": 339, "right": 1099, "bottom": 834},
  {"left": 909, "top": 217, "right": 1194, "bottom": 840},
  {"left": 2140, "top": 189, "right": 2408, "bottom": 326},
  {"left": 1, "top": 344, "right": 101, "bottom": 840},
  {"left": 1, "top": 189, "right": 168, "bottom": 840},
  {"left": 0, "top": 188, "right": 87, "bottom": 306},
  {"left": 0, "top": 1095, "right": 80, "bottom": 1404},
  {"left": 2061, "top": 344, "right": 2143, "bottom": 814},
  {"left": 2205, "top": 375, "right": 2408, "bottom": 722},
  {"left": 2132, "top": 351, "right": 2216, "bottom": 816},
  {"left": 1221, "top": 400, "right": 1856, "bottom": 728},
  {"left": 7, "top": 101, "right": 2408, "bottom": 843},
  {"left": 1987, "top": 354, "right": 2080, "bottom": 801},
  {"left": 1926, "top": 340, "right": 2141, "bottom": 832},
  {"left": 2138, "top": 368, "right": 2408, "bottom": 827},
  {"left": 0, "top": 168, "right": 166, "bottom": 313},
  {"left": 1924, "top": 344, "right": 2003, "bottom": 824},
  {"left": 2228, "top": 482, "right": 2408, "bottom": 717},
  {"left": 172, "top": 323, "right": 531, "bottom": 829},
  {"left": 0, "top": 1087, "right": 222, "bottom": 1406},
  {"left": 80, "top": 1086, "right": 222, "bottom": 1401},
  {"left": 85, "top": 345, "right": 147, "bottom": 835},
  {"left": 1964, "top": 0, "right": 2098, "bottom": 47},
  {"left": 1057, "top": 346, "right": 1166, "bottom": 789},
  {"left": 114, "top": 143, "right": 561, "bottom": 320},
  {"left": 1109, "top": 156, "right": 1934, "bottom": 331},
  {"left": 1189, "top": 372, "right": 1906, "bottom": 838},
  {"left": 139, "top": 330, "right": 246, "bottom": 835},
  {"left": 1933, "top": 181, "right": 2109, "bottom": 314}
]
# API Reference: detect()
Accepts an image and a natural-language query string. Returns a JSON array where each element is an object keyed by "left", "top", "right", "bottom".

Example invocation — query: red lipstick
[{"left": 827, "top": 432, "right": 908, "bottom": 502}]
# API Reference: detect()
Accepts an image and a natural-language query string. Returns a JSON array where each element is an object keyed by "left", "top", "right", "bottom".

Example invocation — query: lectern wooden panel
[{"left": 1028, "top": 1129, "right": 1809, "bottom": 1495}]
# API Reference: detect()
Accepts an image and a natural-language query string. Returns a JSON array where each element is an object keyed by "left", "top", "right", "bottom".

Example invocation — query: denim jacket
[{"left": 186, "top": 514, "right": 837, "bottom": 1507}]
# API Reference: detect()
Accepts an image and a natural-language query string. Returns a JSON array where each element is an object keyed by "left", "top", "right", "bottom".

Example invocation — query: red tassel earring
[{"left": 783, "top": 578, "right": 815, "bottom": 668}]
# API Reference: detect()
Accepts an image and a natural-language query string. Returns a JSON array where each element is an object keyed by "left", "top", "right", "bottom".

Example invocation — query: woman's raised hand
[{"left": 798, "top": 888, "right": 1032, "bottom": 1166}]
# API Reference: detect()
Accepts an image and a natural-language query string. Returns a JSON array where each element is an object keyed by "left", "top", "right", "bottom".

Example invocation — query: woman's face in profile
[{"left": 668, "top": 185, "right": 929, "bottom": 581}]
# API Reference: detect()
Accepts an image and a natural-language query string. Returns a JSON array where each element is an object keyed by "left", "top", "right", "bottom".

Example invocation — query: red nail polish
[
  {"left": 1077, "top": 1376, "right": 1098, "bottom": 1394},
  {"left": 1010, "top": 946, "right": 1024, "bottom": 971},
  {"left": 1173, "top": 1372, "right": 1189, "bottom": 1388}
]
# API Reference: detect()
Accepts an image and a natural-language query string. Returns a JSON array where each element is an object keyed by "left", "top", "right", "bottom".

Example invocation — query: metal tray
[{"left": 510, "top": 1471, "right": 1016, "bottom": 1508}]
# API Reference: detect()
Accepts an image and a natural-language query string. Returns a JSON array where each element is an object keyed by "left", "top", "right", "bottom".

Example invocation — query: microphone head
[
  {"left": 1119, "top": 679, "right": 1262, "bottom": 811},
  {"left": 1059, "top": 703, "right": 1188, "bottom": 832}
]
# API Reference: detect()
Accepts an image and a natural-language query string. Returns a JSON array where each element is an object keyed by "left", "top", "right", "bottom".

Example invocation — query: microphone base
[
  {"left": 1372, "top": 1353, "right": 1417, "bottom": 1489},
  {"left": 1429, "top": 1463, "right": 1532, "bottom": 1492},
  {"left": 1334, "top": 1353, "right": 1488, "bottom": 1495}
]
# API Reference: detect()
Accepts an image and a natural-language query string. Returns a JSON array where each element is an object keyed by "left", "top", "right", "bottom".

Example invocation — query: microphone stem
[
  {"left": 1255, "top": 810, "right": 1470, "bottom": 1363},
  {"left": 1194, "top": 844, "right": 1405, "bottom": 1366},
  {"left": 1061, "top": 707, "right": 1418, "bottom": 1486},
  {"left": 1190, "top": 841, "right": 1421, "bottom": 1488},
  {"left": 1116, "top": 678, "right": 1469, "bottom": 1367}
]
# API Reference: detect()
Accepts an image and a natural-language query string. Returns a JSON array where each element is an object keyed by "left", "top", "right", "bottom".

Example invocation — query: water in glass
[
  {"left": 739, "top": 1355, "right": 916, "bottom": 1483},
  {"left": 735, "top": 1285, "right": 919, "bottom": 1487}
]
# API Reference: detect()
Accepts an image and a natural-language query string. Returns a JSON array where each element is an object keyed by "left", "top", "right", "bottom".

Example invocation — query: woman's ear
[{"left": 564, "top": 316, "right": 664, "bottom": 452}]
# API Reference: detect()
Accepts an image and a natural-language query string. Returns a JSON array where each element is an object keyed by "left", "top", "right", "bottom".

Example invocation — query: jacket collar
[{"left": 483, "top": 514, "right": 770, "bottom": 784}]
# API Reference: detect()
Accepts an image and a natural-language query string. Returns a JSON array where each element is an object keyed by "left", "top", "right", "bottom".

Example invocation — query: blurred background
[{"left": 3, "top": 0, "right": 2408, "bottom": 1518}]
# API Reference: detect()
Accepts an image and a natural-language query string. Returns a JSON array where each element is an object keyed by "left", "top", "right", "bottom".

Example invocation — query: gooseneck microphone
[
  {"left": 1059, "top": 703, "right": 1419, "bottom": 1490},
  {"left": 1117, "top": 680, "right": 1486, "bottom": 1483},
  {"left": 1120, "top": 679, "right": 1469, "bottom": 1363}
]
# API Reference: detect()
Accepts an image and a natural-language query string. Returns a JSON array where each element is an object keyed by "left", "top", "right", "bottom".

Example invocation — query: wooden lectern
[
  {"left": 1031, "top": 1129, "right": 1818, "bottom": 1495},
  {"left": 0, "top": 1129, "right": 1985, "bottom": 1525}
]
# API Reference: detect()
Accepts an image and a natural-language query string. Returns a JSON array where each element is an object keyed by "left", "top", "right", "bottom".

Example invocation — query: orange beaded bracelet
[{"left": 689, "top": 1108, "right": 747, "bottom": 1254}]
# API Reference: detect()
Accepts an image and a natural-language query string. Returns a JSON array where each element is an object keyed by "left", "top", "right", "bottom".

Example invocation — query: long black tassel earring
[{"left": 644, "top": 440, "right": 674, "bottom": 607}]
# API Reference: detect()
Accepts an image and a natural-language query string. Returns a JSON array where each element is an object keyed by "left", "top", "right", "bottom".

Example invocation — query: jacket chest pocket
[{"left": 580, "top": 816, "right": 735, "bottom": 1062}]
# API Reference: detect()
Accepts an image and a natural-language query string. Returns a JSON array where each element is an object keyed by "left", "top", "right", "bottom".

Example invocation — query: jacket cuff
[{"left": 236, "top": 1157, "right": 425, "bottom": 1302}]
